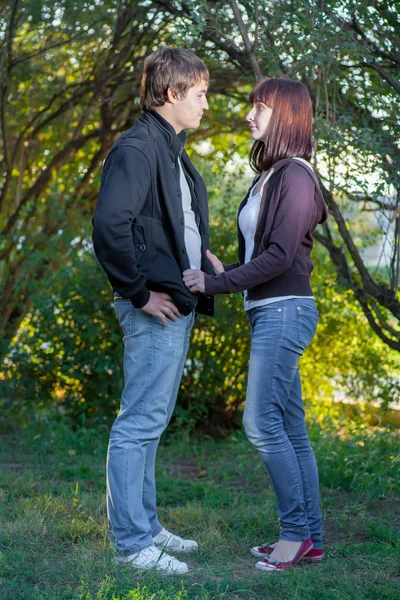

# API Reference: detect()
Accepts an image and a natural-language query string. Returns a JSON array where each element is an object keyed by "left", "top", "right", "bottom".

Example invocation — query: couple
[{"left": 92, "top": 47, "right": 328, "bottom": 575}]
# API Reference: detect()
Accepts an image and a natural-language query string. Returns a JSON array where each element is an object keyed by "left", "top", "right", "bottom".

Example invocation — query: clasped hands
[{"left": 183, "top": 249, "right": 224, "bottom": 293}]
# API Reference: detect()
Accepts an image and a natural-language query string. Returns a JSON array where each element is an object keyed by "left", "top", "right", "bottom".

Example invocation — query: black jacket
[{"left": 92, "top": 111, "right": 214, "bottom": 317}]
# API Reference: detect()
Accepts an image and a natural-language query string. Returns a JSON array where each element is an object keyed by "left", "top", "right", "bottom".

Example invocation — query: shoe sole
[
  {"left": 255, "top": 563, "right": 284, "bottom": 572},
  {"left": 155, "top": 544, "right": 198, "bottom": 553},
  {"left": 114, "top": 556, "right": 189, "bottom": 575},
  {"left": 250, "top": 548, "right": 324, "bottom": 561}
]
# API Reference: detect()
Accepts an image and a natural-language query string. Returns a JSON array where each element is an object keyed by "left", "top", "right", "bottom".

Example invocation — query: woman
[{"left": 183, "top": 78, "right": 328, "bottom": 572}]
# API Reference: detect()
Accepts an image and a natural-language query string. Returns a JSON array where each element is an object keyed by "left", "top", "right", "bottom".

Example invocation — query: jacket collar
[{"left": 142, "top": 110, "right": 187, "bottom": 156}]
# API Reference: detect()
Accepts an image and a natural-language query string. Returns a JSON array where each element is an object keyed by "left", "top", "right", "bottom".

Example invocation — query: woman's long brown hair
[{"left": 249, "top": 78, "right": 313, "bottom": 173}]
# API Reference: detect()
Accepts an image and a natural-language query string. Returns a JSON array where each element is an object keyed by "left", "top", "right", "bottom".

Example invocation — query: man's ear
[{"left": 166, "top": 87, "right": 180, "bottom": 104}]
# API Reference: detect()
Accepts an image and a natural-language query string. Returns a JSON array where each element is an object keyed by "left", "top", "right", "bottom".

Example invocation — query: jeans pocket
[
  {"left": 114, "top": 299, "right": 135, "bottom": 336},
  {"left": 296, "top": 303, "right": 318, "bottom": 349},
  {"left": 250, "top": 304, "right": 284, "bottom": 344}
]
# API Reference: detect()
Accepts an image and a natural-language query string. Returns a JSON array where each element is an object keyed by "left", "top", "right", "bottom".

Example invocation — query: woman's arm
[{"left": 223, "top": 262, "right": 240, "bottom": 272}]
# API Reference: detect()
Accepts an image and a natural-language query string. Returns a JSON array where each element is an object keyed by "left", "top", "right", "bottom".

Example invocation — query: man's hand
[
  {"left": 141, "top": 291, "right": 181, "bottom": 327},
  {"left": 206, "top": 249, "right": 224, "bottom": 275},
  {"left": 183, "top": 269, "right": 205, "bottom": 293}
]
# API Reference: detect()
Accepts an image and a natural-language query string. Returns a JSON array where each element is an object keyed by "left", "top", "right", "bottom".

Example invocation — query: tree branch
[
  {"left": 2, "top": 128, "right": 107, "bottom": 236},
  {"left": 364, "top": 61, "right": 400, "bottom": 94},
  {"left": 314, "top": 228, "right": 400, "bottom": 351},
  {"left": 229, "top": 0, "right": 263, "bottom": 81}
]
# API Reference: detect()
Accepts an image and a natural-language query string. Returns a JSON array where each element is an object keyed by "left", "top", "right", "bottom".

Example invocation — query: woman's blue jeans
[{"left": 243, "top": 298, "right": 323, "bottom": 548}]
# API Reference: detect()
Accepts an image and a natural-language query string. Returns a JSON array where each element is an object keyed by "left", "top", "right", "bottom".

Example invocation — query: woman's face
[{"left": 246, "top": 102, "right": 273, "bottom": 142}]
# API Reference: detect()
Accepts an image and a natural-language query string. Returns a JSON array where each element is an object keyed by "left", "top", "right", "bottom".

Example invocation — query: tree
[
  {"left": 0, "top": 0, "right": 173, "bottom": 355},
  {"left": 152, "top": 0, "right": 400, "bottom": 350},
  {"left": 0, "top": 0, "right": 399, "bottom": 359}
]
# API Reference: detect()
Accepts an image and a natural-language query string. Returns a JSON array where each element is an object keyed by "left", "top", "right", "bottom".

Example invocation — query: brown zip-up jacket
[{"left": 204, "top": 158, "right": 328, "bottom": 299}]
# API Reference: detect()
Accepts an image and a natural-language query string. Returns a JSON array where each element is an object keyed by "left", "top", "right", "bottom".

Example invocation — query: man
[{"left": 92, "top": 47, "right": 213, "bottom": 574}]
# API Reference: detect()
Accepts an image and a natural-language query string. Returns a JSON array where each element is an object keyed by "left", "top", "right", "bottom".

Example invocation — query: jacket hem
[{"left": 247, "top": 276, "right": 313, "bottom": 300}]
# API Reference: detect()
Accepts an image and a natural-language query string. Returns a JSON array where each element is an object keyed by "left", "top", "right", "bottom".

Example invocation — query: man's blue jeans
[
  {"left": 107, "top": 299, "right": 194, "bottom": 555},
  {"left": 243, "top": 298, "right": 323, "bottom": 548}
]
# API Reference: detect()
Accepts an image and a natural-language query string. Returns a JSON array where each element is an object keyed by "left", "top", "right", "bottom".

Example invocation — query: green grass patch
[{"left": 0, "top": 413, "right": 399, "bottom": 599}]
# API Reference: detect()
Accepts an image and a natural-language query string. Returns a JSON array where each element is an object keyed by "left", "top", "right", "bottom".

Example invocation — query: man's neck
[{"left": 152, "top": 106, "right": 182, "bottom": 134}]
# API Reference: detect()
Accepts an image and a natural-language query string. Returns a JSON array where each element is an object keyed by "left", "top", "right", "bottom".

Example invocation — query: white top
[
  {"left": 178, "top": 156, "right": 202, "bottom": 270},
  {"left": 239, "top": 158, "right": 314, "bottom": 311}
]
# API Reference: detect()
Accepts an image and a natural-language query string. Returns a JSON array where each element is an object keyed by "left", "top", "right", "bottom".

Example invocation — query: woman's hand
[
  {"left": 183, "top": 269, "right": 205, "bottom": 293},
  {"left": 206, "top": 249, "right": 224, "bottom": 275},
  {"left": 183, "top": 250, "right": 224, "bottom": 293}
]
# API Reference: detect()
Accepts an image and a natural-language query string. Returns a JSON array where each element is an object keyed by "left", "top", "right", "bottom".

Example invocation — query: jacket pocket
[{"left": 131, "top": 221, "right": 149, "bottom": 267}]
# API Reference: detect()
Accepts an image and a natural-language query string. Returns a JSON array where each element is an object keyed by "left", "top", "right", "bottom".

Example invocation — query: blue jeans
[
  {"left": 107, "top": 300, "right": 194, "bottom": 555},
  {"left": 243, "top": 298, "right": 323, "bottom": 547}
]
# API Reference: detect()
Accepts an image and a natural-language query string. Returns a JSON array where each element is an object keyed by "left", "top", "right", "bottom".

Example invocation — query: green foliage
[
  {"left": 77, "top": 580, "right": 201, "bottom": 600},
  {"left": 0, "top": 420, "right": 399, "bottom": 599},
  {"left": 2, "top": 165, "right": 398, "bottom": 429},
  {"left": 307, "top": 405, "right": 400, "bottom": 498},
  {"left": 1, "top": 0, "right": 400, "bottom": 357},
  {"left": 305, "top": 249, "right": 400, "bottom": 409},
  {"left": 1, "top": 253, "right": 121, "bottom": 425}
]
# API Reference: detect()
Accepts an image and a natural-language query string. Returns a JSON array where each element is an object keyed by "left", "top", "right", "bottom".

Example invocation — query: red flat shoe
[
  {"left": 255, "top": 538, "right": 313, "bottom": 572},
  {"left": 251, "top": 542, "right": 324, "bottom": 561}
]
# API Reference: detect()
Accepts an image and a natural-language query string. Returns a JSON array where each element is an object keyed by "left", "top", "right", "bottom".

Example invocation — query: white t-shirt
[{"left": 178, "top": 156, "right": 202, "bottom": 270}]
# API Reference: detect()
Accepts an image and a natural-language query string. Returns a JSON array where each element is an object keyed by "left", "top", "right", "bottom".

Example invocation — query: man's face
[{"left": 172, "top": 80, "right": 209, "bottom": 131}]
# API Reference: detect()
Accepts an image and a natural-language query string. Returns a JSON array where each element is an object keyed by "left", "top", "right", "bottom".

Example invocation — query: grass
[{"left": 0, "top": 406, "right": 399, "bottom": 600}]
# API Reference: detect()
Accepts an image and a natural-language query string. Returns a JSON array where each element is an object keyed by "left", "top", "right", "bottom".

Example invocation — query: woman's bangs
[{"left": 249, "top": 79, "right": 275, "bottom": 107}]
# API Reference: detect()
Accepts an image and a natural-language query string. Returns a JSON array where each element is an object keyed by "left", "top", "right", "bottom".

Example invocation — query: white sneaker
[
  {"left": 153, "top": 527, "right": 199, "bottom": 552},
  {"left": 115, "top": 544, "right": 188, "bottom": 574}
]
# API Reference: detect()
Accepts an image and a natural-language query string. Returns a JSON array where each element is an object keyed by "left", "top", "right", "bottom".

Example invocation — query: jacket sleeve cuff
[
  {"left": 223, "top": 262, "right": 239, "bottom": 272},
  {"left": 128, "top": 287, "right": 151, "bottom": 309},
  {"left": 204, "top": 273, "right": 227, "bottom": 296}
]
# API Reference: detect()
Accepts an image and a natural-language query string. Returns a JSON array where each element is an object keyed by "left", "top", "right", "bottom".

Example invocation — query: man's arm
[{"left": 92, "top": 145, "right": 151, "bottom": 308}]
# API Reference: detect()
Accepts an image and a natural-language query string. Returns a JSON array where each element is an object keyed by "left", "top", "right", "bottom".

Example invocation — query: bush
[{"left": 2, "top": 167, "right": 399, "bottom": 430}]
